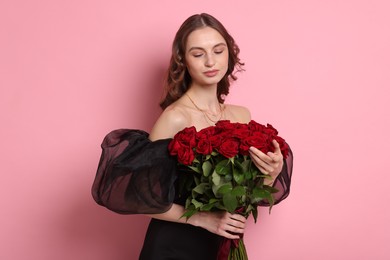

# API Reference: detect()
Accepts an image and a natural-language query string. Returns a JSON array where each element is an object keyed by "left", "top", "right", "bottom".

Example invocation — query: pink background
[{"left": 1, "top": 0, "right": 389, "bottom": 259}]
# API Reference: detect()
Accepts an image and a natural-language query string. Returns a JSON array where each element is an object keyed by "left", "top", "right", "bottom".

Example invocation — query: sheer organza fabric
[{"left": 92, "top": 129, "right": 177, "bottom": 214}]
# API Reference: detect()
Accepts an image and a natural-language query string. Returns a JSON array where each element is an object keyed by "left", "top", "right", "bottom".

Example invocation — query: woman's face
[{"left": 185, "top": 26, "right": 229, "bottom": 88}]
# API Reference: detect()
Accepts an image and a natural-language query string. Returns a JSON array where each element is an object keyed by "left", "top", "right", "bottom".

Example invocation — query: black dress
[{"left": 91, "top": 129, "right": 293, "bottom": 260}]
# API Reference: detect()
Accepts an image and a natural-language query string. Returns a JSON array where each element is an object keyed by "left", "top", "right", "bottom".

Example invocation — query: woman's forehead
[{"left": 186, "top": 27, "right": 226, "bottom": 50}]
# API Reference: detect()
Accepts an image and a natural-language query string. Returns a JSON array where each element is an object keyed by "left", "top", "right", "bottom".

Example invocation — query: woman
[{"left": 92, "top": 13, "right": 292, "bottom": 259}]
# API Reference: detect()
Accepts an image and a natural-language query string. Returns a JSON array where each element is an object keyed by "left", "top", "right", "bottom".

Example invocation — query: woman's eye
[
  {"left": 192, "top": 53, "right": 203, "bottom": 57},
  {"left": 214, "top": 49, "right": 224, "bottom": 54}
]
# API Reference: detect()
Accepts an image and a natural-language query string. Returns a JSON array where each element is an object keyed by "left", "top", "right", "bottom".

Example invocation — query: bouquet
[{"left": 168, "top": 120, "right": 289, "bottom": 260}]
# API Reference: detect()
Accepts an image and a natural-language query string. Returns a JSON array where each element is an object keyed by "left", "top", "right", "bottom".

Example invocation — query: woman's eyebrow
[{"left": 188, "top": 43, "right": 227, "bottom": 52}]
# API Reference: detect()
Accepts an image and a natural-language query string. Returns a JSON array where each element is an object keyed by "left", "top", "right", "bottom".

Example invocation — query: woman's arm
[{"left": 148, "top": 204, "right": 246, "bottom": 240}]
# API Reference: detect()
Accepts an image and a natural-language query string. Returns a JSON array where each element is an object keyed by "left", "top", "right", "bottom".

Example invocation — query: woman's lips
[{"left": 203, "top": 70, "right": 219, "bottom": 77}]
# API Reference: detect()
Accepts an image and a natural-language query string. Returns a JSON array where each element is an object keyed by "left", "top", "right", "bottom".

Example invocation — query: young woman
[{"left": 92, "top": 13, "right": 293, "bottom": 260}]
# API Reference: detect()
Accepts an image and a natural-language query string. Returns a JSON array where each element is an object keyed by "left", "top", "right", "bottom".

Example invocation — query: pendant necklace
[{"left": 185, "top": 93, "right": 224, "bottom": 124}]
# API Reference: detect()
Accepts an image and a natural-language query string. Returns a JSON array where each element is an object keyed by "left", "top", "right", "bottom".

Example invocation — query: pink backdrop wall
[{"left": 1, "top": 0, "right": 389, "bottom": 259}]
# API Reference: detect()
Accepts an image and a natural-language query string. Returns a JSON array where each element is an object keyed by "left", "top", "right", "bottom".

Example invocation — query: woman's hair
[{"left": 159, "top": 13, "right": 244, "bottom": 109}]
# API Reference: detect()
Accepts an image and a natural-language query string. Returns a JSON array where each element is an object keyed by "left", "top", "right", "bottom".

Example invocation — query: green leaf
[
  {"left": 192, "top": 183, "right": 208, "bottom": 194},
  {"left": 251, "top": 206, "right": 258, "bottom": 223},
  {"left": 234, "top": 160, "right": 244, "bottom": 172},
  {"left": 268, "top": 205, "right": 275, "bottom": 215},
  {"left": 202, "top": 160, "right": 213, "bottom": 177},
  {"left": 264, "top": 192, "right": 275, "bottom": 208},
  {"left": 212, "top": 200, "right": 225, "bottom": 210},
  {"left": 185, "top": 197, "right": 191, "bottom": 208},
  {"left": 233, "top": 166, "right": 245, "bottom": 185},
  {"left": 188, "top": 165, "right": 201, "bottom": 174},
  {"left": 244, "top": 171, "right": 252, "bottom": 180},
  {"left": 200, "top": 204, "right": 214, "bottom": 211},
  {"left": 245, "top": 204, "right": 253, "bottom": 215},
  {"left": 211, "top": 151, "right": 218, "bottom": 156},
  {"left": 181, "top": 209, "right": 198, "bottom": 220},
  {"left": 251, "top": 186, "right": 276, "bottom": 212},
  {"left": 215, "top": 159, "right": 231, "bottom": 175},
  {"left": 194, "top": 176, "right": 200, "bottom": 186},
  {"left": 204, "top": 188, "right": 214, "bottom": 199},
  {"left": 217, "top": 183, "right": 232, "bottom": 195},
  {"left": 223, "top": 193, "right": 238, "bottom": 213},
  {"left": 200, "top": 201, "right": 217, "bottom": 211},
  {"left": 224, "top": 173, "right": 233, "bottom": 182},
  {"left": 191, "top": 198, "right": 203, "bottom": 209},
  {"left": 249, "top": 161, "right": 260, "bottom": 179},
  {"left": 264, "top": 185, "right": 279, "bottom": 194},
  {"left": 212, "top": 173, "right": 234, "bottom": 198},
  {"left": 208, "top": 198, "right": 219, "bottom": 204},
  {"left": 252, "top": 187, "right": 269, "bottom": 203},
  {"left": 231, "top": 186, "right": 246, "bottom": 197},
  {"left": 211, "top": 171, "right": 221, "bottom": 185},
  {"left": 241, "top": 159, "right": 250, "bottom": 172}
]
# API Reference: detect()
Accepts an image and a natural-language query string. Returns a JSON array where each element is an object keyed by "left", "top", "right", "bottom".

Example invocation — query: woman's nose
[{"left": 205, "top": 54, "right": 215, "bottom": 67}]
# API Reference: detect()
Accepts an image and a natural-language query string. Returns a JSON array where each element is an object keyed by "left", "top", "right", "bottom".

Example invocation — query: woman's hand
[
  {"left": 249, "top": 139, "right": 284, "bottom": 186},
  {"left": 187, "top": 211, "right": 247, "bottom": 239}
]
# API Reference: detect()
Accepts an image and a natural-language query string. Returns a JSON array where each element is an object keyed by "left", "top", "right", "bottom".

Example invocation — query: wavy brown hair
[{"left": 159, "top": 13, "right": 244, "bottom": 109}]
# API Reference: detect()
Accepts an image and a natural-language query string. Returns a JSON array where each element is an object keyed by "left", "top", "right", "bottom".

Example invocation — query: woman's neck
[{"left": 186, "top": 84, "right": 220, "bottom": 113}]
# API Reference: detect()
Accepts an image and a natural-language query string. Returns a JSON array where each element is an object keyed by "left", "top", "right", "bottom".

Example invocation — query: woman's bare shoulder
[
  {"left": 224, "top": 103, "right": 251, "bottom": 123},
  {"left": 149, "top": 102, "right": 190, "bottom": 141}
]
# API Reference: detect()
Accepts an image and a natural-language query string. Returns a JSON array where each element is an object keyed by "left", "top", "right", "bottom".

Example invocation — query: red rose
[
  {"left": 195, "top": 126, "right": 215, "bottom": 155},
  {"left": 168, "top": 139, "right": 196, "bottom": 165},
  {"left": 169, "top": 126, "right": 197, "bottom": 165},
  {"left": 274, "top": 136, "right": 289, "bottom": 158},
  {"left": 197, "top": 126, "right": 216, "bottom": 136},
  {"left": 238, "top": 143, "right": 250, "bottom": 155},
  {"left": 215, "top": 120, "right": 235, "bottom": 132},
  {"left": 218, "top": 138, "right": 239, "bottom": 158},
  {"left": 211, "top": 129, "right": 232, "bottom": 150},
  {"left": 241, "top": 134, "right": 270, "bottom": 154},
  {"left": 196, "top": 138, "right": 212, "bottom": 155},
  {"left": 262, "top": 124, "right": 278, "bottom": 137},
  {"left": 178, "top": 126, "right": 197, "bottom": 147},
  {"left": 168, "top": 139, "right": 183, "bottom": 156},
  {"left": 209, "top": 134, "right": 223, "bottom": 150},
  {"left": 177, "top": 146, "right": 195, "bottom": 165},
  {"left": 248, "top": 120, "right": 266, "bottom": 133},
  {"left": 169, "top": 127, "right": 196, "bottom": 155},
  {"left": 231, "top": 124, "right": 250, "bottom": 139}
]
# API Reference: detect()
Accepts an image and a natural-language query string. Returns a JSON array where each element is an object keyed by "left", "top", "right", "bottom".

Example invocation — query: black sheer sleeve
[
  {"left": 91, "top": 129, "right": 177, "bottom": 214},
  {"left": 260, "top": 145, "right": 293, "bottom": 206}
]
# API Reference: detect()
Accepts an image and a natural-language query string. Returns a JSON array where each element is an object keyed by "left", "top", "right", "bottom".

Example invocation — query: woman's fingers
[
  {"left": 249, "top": 147, "right": 272, "bottom": 163},
  {"left": 272, "top": 139, "right": 281, "bottom": 155},
  {"left": 268, "top": 140, "right": 282, "bottom": 162},
  {"left": 197, "top": 211, "right": 248, "bottom": 239},
  {"left": 218, "top": 212, "right": 246, "bottom": 239},
  {"left": 249, "top": 142, "right": 283, "bottom": 175},
  {"left": 228, "top": 214, "right": 246, "bottom": 230},
  {"left": 221, "top": 230, "right": 241, "bottom": 239},
  {"left": 249, "top": 149, "right": 274, "bottom": 174},
  {"left": 230, "top": 213, "right": 247, "bottom": 223}
]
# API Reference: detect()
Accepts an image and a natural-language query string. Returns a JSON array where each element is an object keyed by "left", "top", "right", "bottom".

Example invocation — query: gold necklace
[{"left": 185, "top": 93, "right": 224, "bottom": 123}]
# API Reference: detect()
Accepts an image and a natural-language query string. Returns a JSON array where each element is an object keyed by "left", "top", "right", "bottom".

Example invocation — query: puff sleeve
[{"left": 91, "top": 129, "right": 177, "bottom": 214}]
